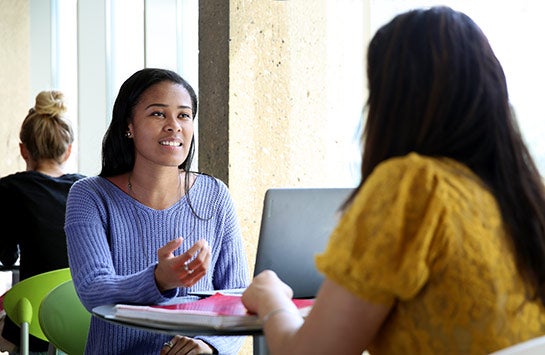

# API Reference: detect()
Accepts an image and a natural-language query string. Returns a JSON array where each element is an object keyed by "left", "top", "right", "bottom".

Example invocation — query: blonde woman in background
[{"left": 0, "top": 91, "right": 85, "bottom": 354}]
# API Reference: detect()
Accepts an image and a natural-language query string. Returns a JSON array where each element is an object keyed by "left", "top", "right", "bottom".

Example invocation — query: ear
[
  {"left": 127, "top": 123, "right": 134, "bottom": 138},
  {"left": 62, "top": 144, "right": 73, "bottom": 162},
  {"left": 19, "top": 143, "right": 30, "bottom": 160}
]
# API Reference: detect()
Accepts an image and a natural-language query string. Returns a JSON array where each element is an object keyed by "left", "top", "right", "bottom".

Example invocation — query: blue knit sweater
[{"left": 65, "top": 174, "right": 250, "bottom": 354}]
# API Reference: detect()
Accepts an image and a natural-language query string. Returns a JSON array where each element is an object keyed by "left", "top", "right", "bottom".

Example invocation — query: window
[
  {"left": 33, "top": 0, "right": 199, "bottom": 175},
  {"left": 41, "top": 1, "right": 545, "bottom": 177},
  {"left": 370, "top": 0, "right": 545, "bottom": 174}
]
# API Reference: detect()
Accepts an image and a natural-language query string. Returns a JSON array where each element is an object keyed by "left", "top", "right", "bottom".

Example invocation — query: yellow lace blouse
[{"left": 316, "top": 153, "right": 545, "bottom": 354}]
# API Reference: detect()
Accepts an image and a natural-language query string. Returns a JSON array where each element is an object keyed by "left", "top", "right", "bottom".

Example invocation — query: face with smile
[{"left": 128, "top": 81, "right": 194, "bottom": 169}]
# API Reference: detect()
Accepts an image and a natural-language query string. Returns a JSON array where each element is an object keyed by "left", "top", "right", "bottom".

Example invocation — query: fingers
[
  {"left": 157, "top": 237, "right": 183, "bottom": 260},
  {"left": 178, "top": 239, "right": 210, "bottom": 272},
  {"left": 182, "top": 241, "right": 211, "bottom": 273},
  {"left": 182, "top": 239, "right": 210, "bottom": 264},
  {"left": 242, "top": 270, "right": 295, "bottom": 314},
  {"left": 160, "top": 335, "right": 214, "bottom": 355},
  {"left": 160, "top": 340, "right": 174, "bottom": 354},
  {"left": 177, "top": 240, "right": 211, "bottom": 287},
  {"left": 155, "top": 238, "right": 211, "bottom": 291}
]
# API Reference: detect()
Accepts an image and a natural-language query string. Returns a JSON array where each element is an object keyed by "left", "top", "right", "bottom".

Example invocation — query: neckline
[
  {"left": 102, "top": 174, "right": 201, "bottom": 212},
  {"left": 127, "top": 171, "right": 183, "bottom": 210}
]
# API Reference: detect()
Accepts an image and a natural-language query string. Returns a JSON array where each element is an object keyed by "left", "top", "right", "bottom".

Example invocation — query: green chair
[
  {"left": 2, "top": 268, "right": 72, "bottom": 355},
  {"left": 39, "top": 279, "right": 91, "bottom": 355}
]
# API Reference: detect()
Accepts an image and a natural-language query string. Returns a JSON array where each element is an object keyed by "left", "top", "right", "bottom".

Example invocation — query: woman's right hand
[
  {"left": 241, "top": 270, "right": 294, "bottom": 317},
  {"left": 154, "top": 237, "right": 211, "bottom": 292}
]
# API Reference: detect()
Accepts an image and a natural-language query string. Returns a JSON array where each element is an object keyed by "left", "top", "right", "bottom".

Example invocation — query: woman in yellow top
[{"left": 242, "top": 6, "right": 545, "bottom": 354}]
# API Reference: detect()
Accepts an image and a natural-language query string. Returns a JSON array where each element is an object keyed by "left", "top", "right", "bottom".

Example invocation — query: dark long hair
[
  {"left": 99, "top": 68, "right": 198, "bottom": 177},
  {"left": 350, "top": 6, "right": 545, "bottom": 305}
]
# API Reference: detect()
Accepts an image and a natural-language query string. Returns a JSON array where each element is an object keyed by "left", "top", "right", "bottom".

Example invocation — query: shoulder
[
  {"left": 351, "top": 152, "right": 487, "bottom": 226},
  {"left": 0, "top": 172, "right": 26, "bottom": 198},
  {"left": 369, "top": 152, "right": 477, "bottom": 192},
  {"left": 68, "top": 176, "right": 121, "bottom": 201},
  {"left": 66, "top": 176, "right": 132, "bottom": 220},
  {"left": 374, "top": 152, "right": 454, "bottom": 176},
  {"left": 187, "top": 173, "right": 235, "bottom": 213},
  {"left": 70, "top": 175, "right": 107, "bottom": 189},
  {"left": 60, "top": 173, "right": 87, "bottom": 182},
  {"left": 2, "top": 171, "right": 84, "bottom": 188},
  {"left": 193, "top": 173, "right": 227, "bottom": 187},
  {"left": 0, "top": 171, "right": 52, "bottom": 193},
  {"left": 0, "top": 171, "right": 35, "bottom": 185},
  {"left": 192, "top": 173, "right": 230, "bottom": 196}
]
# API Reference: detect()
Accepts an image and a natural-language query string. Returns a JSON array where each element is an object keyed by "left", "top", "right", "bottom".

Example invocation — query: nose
[{"left": 165, "top": 115, "right": 182, "bottom": 132}]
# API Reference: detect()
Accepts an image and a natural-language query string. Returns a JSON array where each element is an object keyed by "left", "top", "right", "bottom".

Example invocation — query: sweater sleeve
[
  {"left": 316, "top": 155, "right": 441, "bottom": 305},
  {"left": 65, "top": 178, "right": 174, "bottom": 311}
]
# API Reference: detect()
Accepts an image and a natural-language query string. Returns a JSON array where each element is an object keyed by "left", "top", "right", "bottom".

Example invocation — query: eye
[
  {"left": 151, "top": 111, "right": 166, "bottom": 118},
  {"left": 179, "top": 112, "right": 193, "bottom": 120}
]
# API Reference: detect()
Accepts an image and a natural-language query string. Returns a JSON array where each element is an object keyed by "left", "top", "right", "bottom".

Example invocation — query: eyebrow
[{"left": 145, "top": 103, "right": 192, "bottom": 110}]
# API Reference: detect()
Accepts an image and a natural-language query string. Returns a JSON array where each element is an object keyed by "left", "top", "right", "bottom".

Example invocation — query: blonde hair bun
[{"left": 33, "top": 90, "right": 67, "bottom": 117}]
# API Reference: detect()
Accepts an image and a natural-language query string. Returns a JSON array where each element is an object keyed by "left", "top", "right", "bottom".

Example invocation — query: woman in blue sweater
[{"left": 65, "top": 68, "right": 250, "bottom": 354}]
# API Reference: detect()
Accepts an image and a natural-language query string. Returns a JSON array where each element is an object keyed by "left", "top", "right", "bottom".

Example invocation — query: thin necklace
[{"left": 127, "top": 171, "right": 182, "bottom": 205}]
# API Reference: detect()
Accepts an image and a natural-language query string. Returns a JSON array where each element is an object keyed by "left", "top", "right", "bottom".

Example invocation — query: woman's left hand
[
  {"left": 155, "top": 237, "right": 212, "bottom": 292},
  {"left": 160, "top": 335, "right": 215, "bottom": 355}
]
